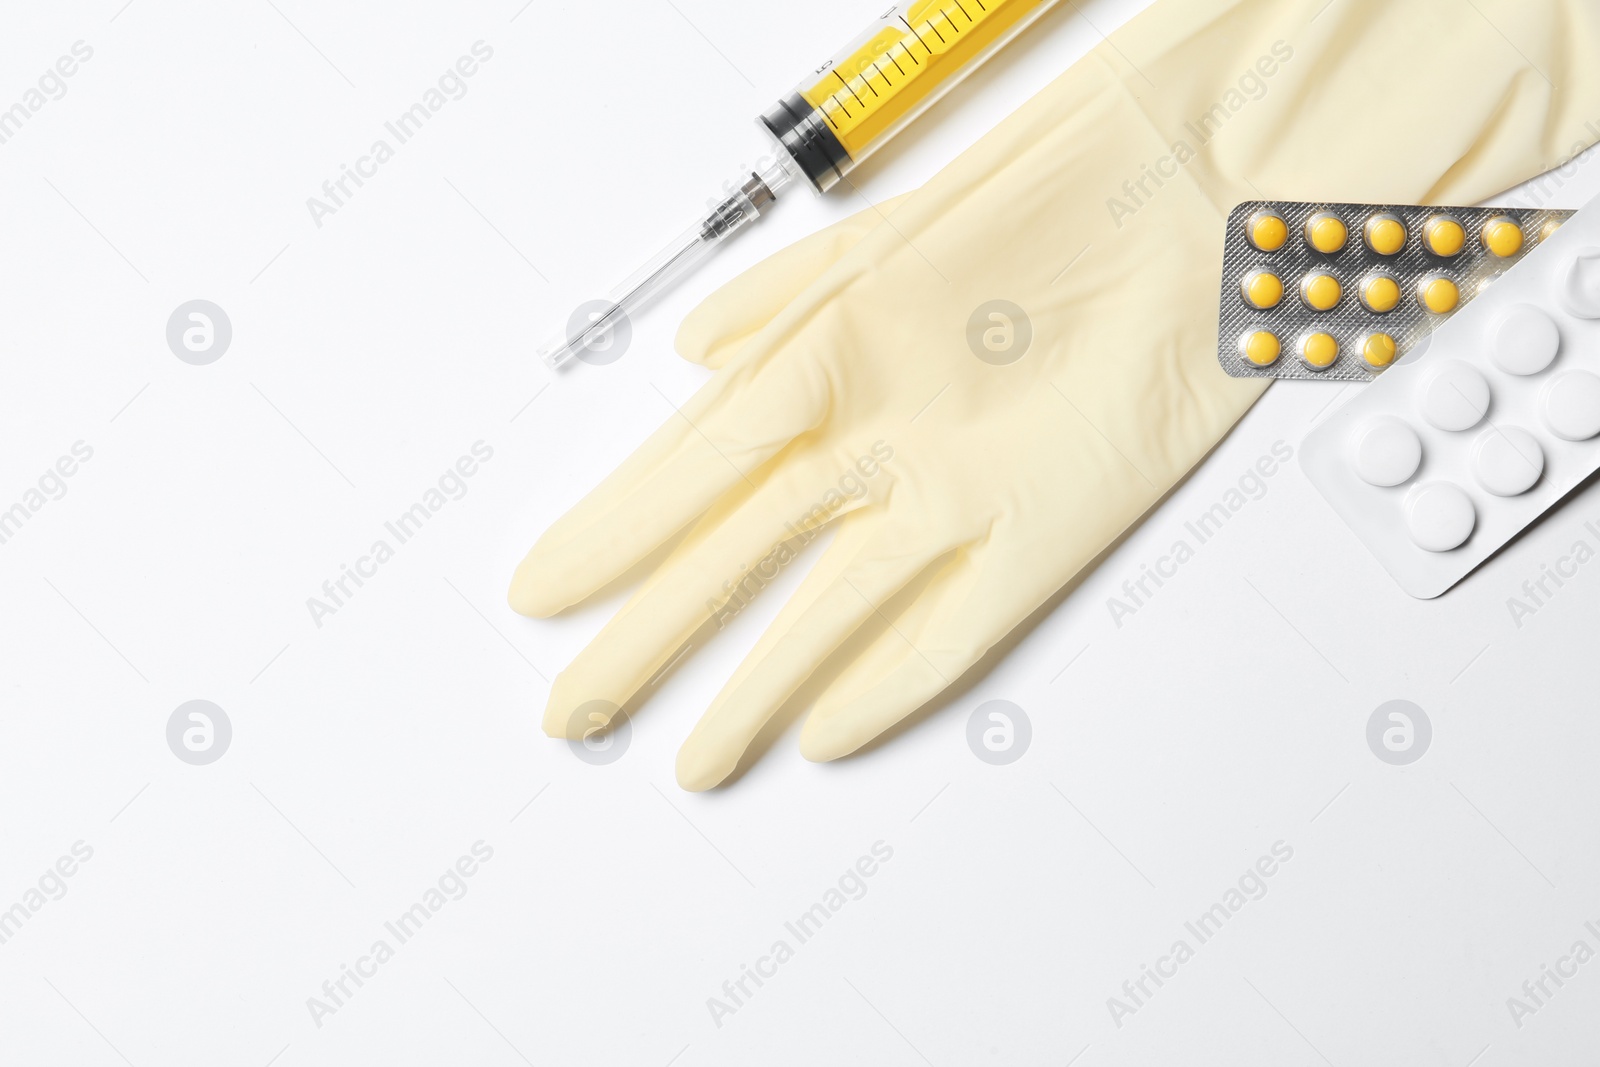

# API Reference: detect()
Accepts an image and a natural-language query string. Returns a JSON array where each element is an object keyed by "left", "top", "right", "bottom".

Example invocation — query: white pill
[
  {"left": 1471, "top": 425, "right": 1543, "bottom": 496},
  {"left": 1560, "top": 248, "right": 1600, "bottom": 319},
  {"left": 1541, "top": 370, "right": 1600, "bottom": 441},
  {"left": 1404, "top": 482, "right": 1476, "bottom": 552},
  {"left": 1490, "top": 304, "right": 1560, "bottom": 375},
  {"left": 1351, "top": 415, "right": 1422, "bottom": 487},
  {"left": 1419, "top": 360, "right": 1491, "bottom": 431}
]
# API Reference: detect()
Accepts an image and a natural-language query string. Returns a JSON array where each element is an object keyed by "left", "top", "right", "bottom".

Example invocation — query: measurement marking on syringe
[
  {"left": 900, "top": 15, "right": 935, "bottom": 55},
  {"left": 868, "top": 60, "right": 892, "bottom": 91},
  {"left": 952, "top": 0, "right": 975, "bottom": 18},
  {"left": 885, "top": 49, "right": 906, "bottom": 75},
  {"left": 925, "top": 16, "right": 947, "bottom": 43},
  {"left": 832, "top": 69, "right": 865, "bottom": 107}
]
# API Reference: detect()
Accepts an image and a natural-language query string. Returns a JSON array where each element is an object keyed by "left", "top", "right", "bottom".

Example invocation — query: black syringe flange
[{"left": 760, "top": 93, "right": 851, "bottom": 194}]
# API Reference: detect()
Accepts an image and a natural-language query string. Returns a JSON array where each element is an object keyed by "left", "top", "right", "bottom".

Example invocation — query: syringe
[{"left": 539, "top": 0, "right": 1063, "bottom": 368}]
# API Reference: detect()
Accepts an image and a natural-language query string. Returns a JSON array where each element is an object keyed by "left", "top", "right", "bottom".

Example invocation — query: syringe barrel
[{"left": 760, "top": 0, "right": 1060, "bottom": 193}]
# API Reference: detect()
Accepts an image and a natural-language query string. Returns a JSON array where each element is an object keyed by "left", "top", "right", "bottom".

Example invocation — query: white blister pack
[{"left": 1302, "top": 194, "right": 1600, "bottom": 599}]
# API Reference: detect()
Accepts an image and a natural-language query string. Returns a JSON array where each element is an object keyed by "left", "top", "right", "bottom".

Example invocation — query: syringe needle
[{"left": 538, "top": 174, "right": 785, "bottom": 369}]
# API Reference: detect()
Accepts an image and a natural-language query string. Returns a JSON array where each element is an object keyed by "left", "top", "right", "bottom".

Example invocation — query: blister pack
[
  {"left": 1300, "top": 193, "right": 1600, "bottom": 599},
  {"left": 1217, "top": 200, "right": 1574, "bottom": 381}
]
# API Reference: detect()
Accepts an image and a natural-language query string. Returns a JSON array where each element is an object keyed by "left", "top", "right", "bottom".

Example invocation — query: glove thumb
[{"left": 675, "top": 193, "right": 913, "bottom": 369}]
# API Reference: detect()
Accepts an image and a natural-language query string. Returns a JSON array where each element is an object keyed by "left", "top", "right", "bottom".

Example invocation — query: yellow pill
[
  {"left": 1360, "top": 332, "right": 1398, "bottom": 369},
  {"left": 1240, "top": 270, "right": 1285, "bottom": 310},
  {"left": 1418, "top": 274, "right": 1461, "bottom": 313},
  {"left": 1360, "top": 273, "right": 1401, "bottom": 313},
  {"left": 1240, "top": 330, "right": 1282, "bottom": 367},
  {"left": 1482, "top": 215, "right": 1525, "bottom": 258},
  {"left": 1305, "top": 211, "right": 1349, "bottom": 254},
  {"left": 1300, "top": 272, "right": 1343, "bottom": 312},
  {"left": 1364, "top": 213, "right": 1407, "bottom": 256},
  {"left": 1247, "top": 211, "right": 1289, "bottom": 252},
  {"left": 1424, "top": 214, "right": 1467, "bottom": 257},
  {"left": 1299, "top": 331, "right": 1340, "bottom": 370}
]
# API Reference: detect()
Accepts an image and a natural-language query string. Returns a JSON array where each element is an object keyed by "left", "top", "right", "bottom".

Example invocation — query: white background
[{"left": 3, "top": 1, "right": 1599, "bottom": 1064}]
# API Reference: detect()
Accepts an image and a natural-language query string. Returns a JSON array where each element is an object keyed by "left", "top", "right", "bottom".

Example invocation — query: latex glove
[{"left": 514, "top": 0, "right": 1600, "bottom": 789}]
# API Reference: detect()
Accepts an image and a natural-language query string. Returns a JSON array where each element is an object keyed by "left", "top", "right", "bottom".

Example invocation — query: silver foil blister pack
[{"left": 1216, "top": 200, "right": 1574, "bottom": 381}]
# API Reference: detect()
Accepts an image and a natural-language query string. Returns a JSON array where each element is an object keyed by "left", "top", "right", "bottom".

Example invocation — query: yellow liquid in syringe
[{"left": 798, "top": 0, "right": 1046, "bottom": 158}]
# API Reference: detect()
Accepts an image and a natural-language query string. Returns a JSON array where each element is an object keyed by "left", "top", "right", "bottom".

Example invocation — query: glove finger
[
  {"left": 676, "top": 194, "right": 913, "bottom": 370},
  {"left": 539, "top": 448, "right": 884, "bottom": 738},
  {"left": 674, "top": 515, "right": 963, "bottom": 791},
  {"left": 793, "top": 405, "right": 1172, "bottom": 763},
  {"left": 797, "top": 531, "right": 1053, "bottom": 764},
  {"left": 509, "top": 347, "right": 831, "bottom": 617}
]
